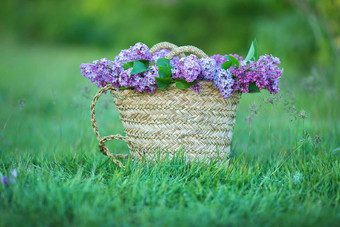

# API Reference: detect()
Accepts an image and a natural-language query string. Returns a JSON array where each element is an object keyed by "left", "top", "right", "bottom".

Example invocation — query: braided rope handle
[
  {"left": 150, "top": 42, "right": 185, "bottom": 58},
  {"left": 166, "top": 45, "right": 208, "bottom": 59},
  {"left": 90, "top": 84, "right": 131, "bottom": 168}
]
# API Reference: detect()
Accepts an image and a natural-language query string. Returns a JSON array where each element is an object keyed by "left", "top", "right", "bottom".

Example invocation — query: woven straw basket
[{"left": 90, "top": 42, "right": 241, "bottom": 167}]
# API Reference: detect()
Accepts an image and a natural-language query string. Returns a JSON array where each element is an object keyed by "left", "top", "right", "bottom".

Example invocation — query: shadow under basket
[{"left": 90, "top": 42, "right": 241, "bottom": 168}]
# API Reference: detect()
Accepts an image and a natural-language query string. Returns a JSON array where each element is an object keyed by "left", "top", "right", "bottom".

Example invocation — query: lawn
[{"left": 0, "top": 41, "right": 339, "bottom": 226}]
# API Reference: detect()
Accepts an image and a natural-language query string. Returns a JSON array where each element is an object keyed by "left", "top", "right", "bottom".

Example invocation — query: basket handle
[
  {"left": 90, "top": 84, "right": 131, "bottom": 168},
  {"left": 166, "top": 45, "right": 209, "bottom": 59},
  {"left": 149, "top": 42, "right": 185, "bottom": 58},
  {"left": 150, "top": 42, "right": 179, "bottom": 54}
]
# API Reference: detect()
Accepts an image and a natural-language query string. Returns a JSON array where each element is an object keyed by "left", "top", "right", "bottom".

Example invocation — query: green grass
[{"left": 0, "top": 41, "right": 339, "bottom": 226}]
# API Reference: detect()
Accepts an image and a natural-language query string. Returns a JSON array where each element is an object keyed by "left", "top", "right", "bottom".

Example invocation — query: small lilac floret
[
  {"left": 190, "top": 83, "right": 202, "bottom": 93},
  {"left": 11, "top": 169, "right": 17, "bottom": 178},
  {"left": 2, "top": 176, "right": 8, "bottom": 186},
  {"left": 118, "top": 68, "right": 133, "bottom": 87}
]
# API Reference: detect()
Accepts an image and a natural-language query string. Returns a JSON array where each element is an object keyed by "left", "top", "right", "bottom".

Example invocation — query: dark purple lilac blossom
[
  {"left": 190, "top": 83, "right": 202, "bottom": 93},
  {"left": 1, "top": 176, "right": 8, "bottom": 186},
  {"left": 228, "top": 54, "right": 283, "bottom": 94}
]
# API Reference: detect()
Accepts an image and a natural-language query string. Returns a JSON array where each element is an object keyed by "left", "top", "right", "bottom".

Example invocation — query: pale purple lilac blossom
[
  {"left": 115, "top": 42, "right": 152, "bottom": 65},
  {"left": 172, "top": 54, "right": 201, "bottom": 82},
  {"left": 199, "top": 58, "right": 217, "bottom": 81},
  {"left": 213, "top": 68, "right": 234, "bottom": 99}
]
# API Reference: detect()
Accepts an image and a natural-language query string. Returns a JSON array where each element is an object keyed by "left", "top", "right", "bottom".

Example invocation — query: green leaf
[
  {"left": 223, "top": 55, "right": 240, "bottom": 69},
  {"left": 245, "top": 43, "right": 255, "bottom": 62},
  {"left": 157, "top": 58, "right": 172, "bottom": 67},
  {"left": 122, "top": 61, "right": 133, "bottom": 70},
  {"left": 248, "top": 82, "right": 260, "bottom": 93},
  {"left": 221, "top": 61, "right": 232, "bottom": 70},
  {"left": 175, "top": 79, "right": 197, "bottom": 90},
  {"left": 139, "top": 60, "right": 150, "bottom": 65},
  {"left": 245, "top": 38, "right": 258, "bottom": 62},
  {"left": 158, "top": 66, "right": 172, "bottom": 78},
  {"left": 253, "top": 38, "right": 258, "bottom": 60},
  {"left": 131, "top": 60, "right": 150, "bottom": 75},
  {"left": 155, "top": 77, "right": 173, "bottom": 90},
  {"left": 156, "top": 58, "right": 173, "bottom": 78},
  {"left": 227, "top": 55, "right": 240, "bottom": 67}
]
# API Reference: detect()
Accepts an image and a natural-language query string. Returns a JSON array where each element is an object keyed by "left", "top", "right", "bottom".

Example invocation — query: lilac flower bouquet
[{"left": 81, "top": 39, "right": 283, "bottom": 100}]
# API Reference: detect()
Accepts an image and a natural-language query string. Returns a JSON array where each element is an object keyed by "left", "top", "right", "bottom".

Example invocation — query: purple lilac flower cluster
[
  {"left": 80, "top": 58, "right": 115, "bottom": 88},
  {"left": 213, "top": 68, "right": 234, "bottom": 99},
  {"left": 115, "top": 42, "right": 152, "bottom": 64},
  {"left": 172, "top": 55, "right": 201, "bottom": 82},
  {"left": 228, "top": 54, "right": 283, "bottom": 94},
  {"left": 81, "top": 42, "right": 283, "bottom": 98},
  {"left": 81, "top": 43, "right": 159, "bottom": 94}
]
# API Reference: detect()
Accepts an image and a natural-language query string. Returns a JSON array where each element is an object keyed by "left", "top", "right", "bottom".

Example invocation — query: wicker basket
[{"left": 90, "top": 42, "right": 241, "bottom": 167}]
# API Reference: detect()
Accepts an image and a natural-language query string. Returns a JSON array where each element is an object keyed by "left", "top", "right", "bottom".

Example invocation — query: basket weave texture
[
  {"left": 90, "top": 42, "right": 241, "bottom": 167},
  {"left": 114, "top": 82, "right": 241, "bottom": 160}
]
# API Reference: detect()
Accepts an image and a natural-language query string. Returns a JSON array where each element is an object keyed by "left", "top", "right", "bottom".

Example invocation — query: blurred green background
[
  {"left": 0, "top": 0, "right": 339, "bottom": 155},
  {"left": 1, "top": 0, "right": 340, "bottom": 90},
  {"left": 0, "top": 0, "right": 339, "bottom": 162}
]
